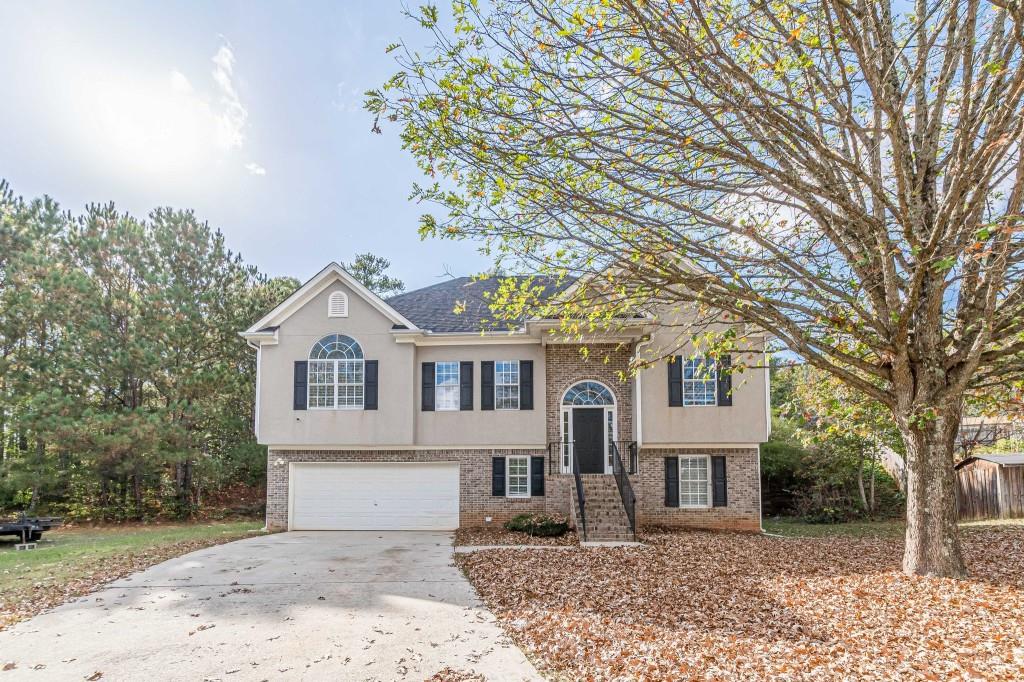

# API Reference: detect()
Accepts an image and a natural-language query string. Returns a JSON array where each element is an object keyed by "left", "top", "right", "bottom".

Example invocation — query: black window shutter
[
  {"left": 481, "top": 361, "right": 495, "bottom": 410},
  {"left": 712, "top": 455, "right": 728, "bottom": 507},
  {"left": 293, "top": 360, "right": 308, "bottom": 410},
  {"left": 520, "top": 360, "right": 534, "bottom": 410},
  {"left": 716, "top": 355, "right": 733, "bottom": 407},
  {"left": 363, "top": 360, "right": 378, "bottom": 410},
  {"left": 460, "top": 361, "right": 473, "bottom": 411},
  {"left": 668, "top": 357, "right": 683, "bottom": 406},
  {"left": 421, "top": 362, "right": 435, "bottom": 411},
  {"left": 530, "top": 456, "right": 544, "bottom": 496},
  {"left": 664, "top": 457, "right": 679, "bottom": 507},
  {"left": 491, "top": 457, "right": 506, "bottom": 496}
]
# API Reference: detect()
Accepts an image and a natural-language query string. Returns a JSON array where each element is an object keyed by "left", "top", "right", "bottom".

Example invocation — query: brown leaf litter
[{"left": 456, "top": 526, "right": 1024, "bottom": 681}]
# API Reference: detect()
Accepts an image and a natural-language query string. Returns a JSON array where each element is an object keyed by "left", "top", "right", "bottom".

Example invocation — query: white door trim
[{"left": 559, "top": 404, "right": 617, "bottom": 474}]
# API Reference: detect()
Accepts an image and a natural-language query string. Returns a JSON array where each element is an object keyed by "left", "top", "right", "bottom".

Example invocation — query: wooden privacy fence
[{"left": 954, "top": 454, "right": 1024, "bottom": 521}]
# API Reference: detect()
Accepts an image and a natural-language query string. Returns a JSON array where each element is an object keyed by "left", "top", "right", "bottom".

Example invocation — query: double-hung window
[
  {"left": 495, "top": 360, "right": 520, "bottom": 410},
  {"left": 507, "top": 455, "right": 530, "bottom": 497},
  {"left": 679, "top": 455, "right": 711, "bottom": 507},
  {"left": 308, "top": 334, "right": 364, "bottom": 409},
  {"left": 434, "top": 361, "right": 460, "bottom": 411},
  {"left": 683, "top": 357, "right": 717, "bottom": 406}
]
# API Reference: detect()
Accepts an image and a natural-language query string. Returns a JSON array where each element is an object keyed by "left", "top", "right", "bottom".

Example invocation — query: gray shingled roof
[{"left": 387, "top": 276, "right": 566, "bottom": 333}]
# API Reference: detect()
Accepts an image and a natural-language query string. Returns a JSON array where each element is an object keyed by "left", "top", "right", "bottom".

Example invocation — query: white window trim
[
  {"left": 678, "top": 454, "right": 712, "bottom": 509},
  {"left": 308, "top": 358, "right": 365, "bottom": 410},
  {"left": 506, "top": 455, "right": 531, "bottom": 498},
  {"left": 434, "top": 361, "right": 461, "bottom": 412},
  {"left": 494, "top": 360, "right": 520, "bottom": 411},
  {"left": 682, "top": 357, "right": 718, "bottom": 407}
]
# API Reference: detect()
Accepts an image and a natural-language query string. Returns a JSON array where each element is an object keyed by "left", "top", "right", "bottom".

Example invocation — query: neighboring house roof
[
  {"left": 961, "top": 415, "right": 1024, "bottom": 426},
  {"left": 955, "top": 453, "right": 1024, "bottom": 469},
  {"left": 387, "top": 276, "right": 567, "bottom": 333}
]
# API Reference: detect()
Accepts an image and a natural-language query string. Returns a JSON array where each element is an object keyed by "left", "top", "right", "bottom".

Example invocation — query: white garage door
[{"left": 289, "top": 462, "right": 460, "bottom": 530}]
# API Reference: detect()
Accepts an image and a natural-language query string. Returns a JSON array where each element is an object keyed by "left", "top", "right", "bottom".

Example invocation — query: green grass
[
  {"left": 763, "top": 518, "right": 906, "bottom": 538},
  {"left": 0, "top": 521, "right": 262, "bottom": 599},
  {"left": 763, "top": 517, "right": 1024, "bottom": 539}
]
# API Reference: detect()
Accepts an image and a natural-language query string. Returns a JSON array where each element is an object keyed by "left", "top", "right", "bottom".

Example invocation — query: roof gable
[{"left": 242, "top": 263, "right": 417, "bottom": 337}]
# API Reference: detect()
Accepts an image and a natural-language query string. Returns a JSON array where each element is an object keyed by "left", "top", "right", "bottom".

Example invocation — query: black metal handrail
[
  {"left": 622, "top": 440, "right": 638, "bottom": 474},
  {"left": 547, "top": 440, "right": 638, "bottom": 475},
  {"left": 610, "top": 442, "right": 637, "bottom": 539},
  {"left": 571, "top": 449, "right": 588, "bottom": 542}
]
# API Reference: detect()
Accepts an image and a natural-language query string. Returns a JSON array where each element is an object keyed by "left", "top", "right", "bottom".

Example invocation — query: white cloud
[
  {"left": 169, "top": 70, "right": 193, "bottom": 94},
  {"left": 55, "top": 38, "right": 263, "bottom": 178},
  {"left": 211, "top": 44, "right": 248, "bottom": 150}
]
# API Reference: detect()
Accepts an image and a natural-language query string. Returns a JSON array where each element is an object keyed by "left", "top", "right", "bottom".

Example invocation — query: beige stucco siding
[
  {"left": 638, "top": 333, "right": 769, "bottom": 446},
  {"left": 414, "top": 344, "right": 547, "bottom": 446},
  {"left": 257, "top": 281, "right": 416, "bottom": 446},
  {"left": 254, "top": 274, "right": 769, "bottom": 449}
]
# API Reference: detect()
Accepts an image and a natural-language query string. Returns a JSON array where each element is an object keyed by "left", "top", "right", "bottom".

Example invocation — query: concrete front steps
[{"left": 573, "top": 474, "right": 635, "bottom": 542}]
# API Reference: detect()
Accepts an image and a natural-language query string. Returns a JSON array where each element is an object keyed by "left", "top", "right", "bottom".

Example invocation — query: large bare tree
[{"left": 368, "top": 0, "right": 1024, "bottom": 577}]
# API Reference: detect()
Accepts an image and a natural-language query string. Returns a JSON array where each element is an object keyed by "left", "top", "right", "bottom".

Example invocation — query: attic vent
[{"left": 327, "top": 291, "right": 349, "bottom": 318}]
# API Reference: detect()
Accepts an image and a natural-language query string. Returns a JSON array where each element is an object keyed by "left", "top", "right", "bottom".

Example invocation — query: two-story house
[{"left": 241, "top": 263, "right": 769, "bottom": 540}]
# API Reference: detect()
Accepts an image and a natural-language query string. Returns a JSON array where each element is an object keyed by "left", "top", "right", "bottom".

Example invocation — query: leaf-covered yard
[
  {"left": 456, "top": 525, "right": 1024, "bottom": 680},
  {"left": 0, "top": 521, "right": 263, "bottom": 630}
]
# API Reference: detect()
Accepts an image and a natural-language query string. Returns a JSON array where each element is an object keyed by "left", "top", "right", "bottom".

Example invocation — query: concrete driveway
[{"left": 0, "top": 532, "right": 541, "bottom": 681}]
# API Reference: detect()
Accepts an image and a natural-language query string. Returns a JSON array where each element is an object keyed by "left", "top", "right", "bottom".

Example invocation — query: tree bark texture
[{"left": 897, "top": 400, "right": 967, "bottom": 577}]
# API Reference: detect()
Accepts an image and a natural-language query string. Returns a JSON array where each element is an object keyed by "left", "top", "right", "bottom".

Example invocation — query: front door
[{"left": 572, "top": 408, "right": 605, "bottom": 474}]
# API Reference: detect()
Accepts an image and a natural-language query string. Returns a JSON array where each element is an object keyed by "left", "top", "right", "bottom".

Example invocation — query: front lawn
[
  {"left": 764, "top": 517, "right": 1024, "bottom": 538},
  {"left": 0, "top": 521, "right": 263, "bottom": 630},
  {"left": 762, "top": 517, "right": 907, "bottom": 538},
  {"left": 457, "top": 526, "right": 1024, "bottom": 680}
]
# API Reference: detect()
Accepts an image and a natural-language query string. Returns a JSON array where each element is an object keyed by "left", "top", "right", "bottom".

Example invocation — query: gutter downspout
[{"left": 631, "top": 335, "right": 654, "bottom": 448}]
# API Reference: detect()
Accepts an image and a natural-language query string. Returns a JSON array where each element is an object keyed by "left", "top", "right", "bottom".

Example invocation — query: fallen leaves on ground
[
  {"left": 456, "top": 527, "right": 1024, "bottom": 681},
  {"left": 425, "top": 667, "right": 486, "bottom": 681},
  {"left": 0, "top": 532, "right": 260, "bottom": 631},
  {"left": 454, "top": 526, "right": 577, "bottom": 547}
]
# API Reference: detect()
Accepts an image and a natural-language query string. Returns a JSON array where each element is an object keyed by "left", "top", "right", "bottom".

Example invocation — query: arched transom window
[
  {"left": 308, "top": 334, "right": 364, "bottom": 409},
  {"left": 562, "top": 381, "right": 615, "bottom": 406}
]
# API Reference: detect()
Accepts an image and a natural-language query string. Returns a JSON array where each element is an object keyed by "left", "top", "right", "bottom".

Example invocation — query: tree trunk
[
  {"left": 99, "top": 476, "right": 110, "bottom": 522},
  {"left": 132, "top": 470, "right": 144, "bottom": 521},
  {"left": 0, "top": 400, "right": 6, "bottom": 466},
  {"left": 869, "top": 449, "right": 876, "bottom": 515},
  {"left": 175, "top": 459, "right": 194, "bottom": 519},
  {"left": 897, "top": 402, "right": 967, "bottom": 577},
  {"left": 856, "top": 451, "right": 869, "bottom": 512}
]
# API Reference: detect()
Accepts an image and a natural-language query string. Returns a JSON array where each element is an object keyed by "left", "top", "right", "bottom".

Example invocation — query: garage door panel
[{"left": 290, "top": 462, "right": 459, "bottom": 530}]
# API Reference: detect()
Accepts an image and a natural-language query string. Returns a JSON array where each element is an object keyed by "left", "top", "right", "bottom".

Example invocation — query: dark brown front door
[{"left": 572, "top": 408, "right": 605, "bottom": 474}]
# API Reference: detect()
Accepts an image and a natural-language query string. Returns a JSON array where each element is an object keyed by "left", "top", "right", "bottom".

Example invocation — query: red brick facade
[
  {"left": 266, "top": 448, "right": 572, "bottom": 530},
  {"left": 544, "top": 343, "right": 634, "bottom": 445},
  {"left": 633, "top": 447, "right": 761, "bottom": 532}
]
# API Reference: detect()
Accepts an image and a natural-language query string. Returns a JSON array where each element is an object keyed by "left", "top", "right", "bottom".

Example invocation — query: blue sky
[{"left": 0, "top": 1, "right": 487, "bottom": 289}]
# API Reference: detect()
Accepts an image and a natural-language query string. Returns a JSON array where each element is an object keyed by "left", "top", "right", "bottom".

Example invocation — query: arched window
[
  {"left": 308, "top": 334, "right": 364, "bottom": 409},
  {"left": 562, "top": 381, "right": 615, "bottom": 406},
  {"left": 327, "top": 291, "right": 349, "bottom": 318}
]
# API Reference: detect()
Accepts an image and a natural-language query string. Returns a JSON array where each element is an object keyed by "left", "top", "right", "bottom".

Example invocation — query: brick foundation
[
  {"left": 632, "top": 447, "right": 762, "bottom": 532},
  {"left": 265, "top": 448, "right": 572, "bottom": 530}
]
